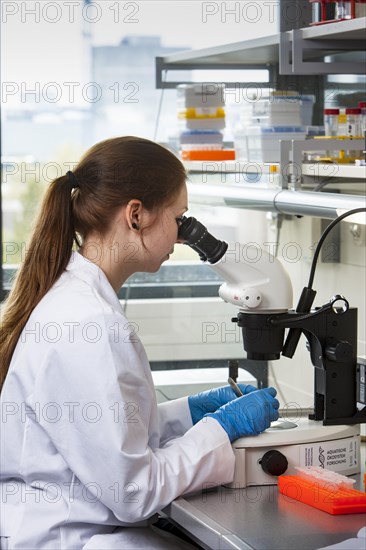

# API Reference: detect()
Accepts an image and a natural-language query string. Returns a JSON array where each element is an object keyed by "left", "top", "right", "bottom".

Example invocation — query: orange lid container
[{"left": 181, "top": 149, "right": 235, "bottom": 161}]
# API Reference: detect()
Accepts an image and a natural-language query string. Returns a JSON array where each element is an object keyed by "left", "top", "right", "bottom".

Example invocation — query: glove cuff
[{"left": 188, "top": 395, "right": 203, "bottom": 425}]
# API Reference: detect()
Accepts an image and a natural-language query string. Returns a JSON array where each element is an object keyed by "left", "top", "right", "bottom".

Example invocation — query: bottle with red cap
[
  {"left": 345, "top": 107, "right": 362, "bottom": 159},
  {"left": 309, "top": 1, "right": 366, "bottom": 25},
  {"left": 346, "top": 107, "right": 362, "bottom": 136},
  {"left": 359, "top": 102, "right": 366, "bottom": 134},
  {"left": 324, "top": 108, "right": 339, "bottom": 136}
]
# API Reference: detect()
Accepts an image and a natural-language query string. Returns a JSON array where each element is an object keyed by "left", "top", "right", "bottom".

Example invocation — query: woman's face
[{"left": 141, "top": 183, "right": 188, "bottom": 272}]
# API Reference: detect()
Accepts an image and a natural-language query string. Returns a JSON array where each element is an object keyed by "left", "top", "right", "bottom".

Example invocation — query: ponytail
[
  {"left": 0, "top": 173, "right": 78, "bottom": 389},
  {"left": 0, "top": 136, "right": 186, "bottom": 390}
]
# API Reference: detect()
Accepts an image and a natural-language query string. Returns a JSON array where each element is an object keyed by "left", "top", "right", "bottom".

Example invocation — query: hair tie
[{"left": 66, "top": 170, "right": 80, "bottom": 190}]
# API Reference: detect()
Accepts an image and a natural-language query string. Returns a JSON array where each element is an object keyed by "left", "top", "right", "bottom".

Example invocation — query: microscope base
[{"left": 227, "top": 418, "right": 360, "bottom": 488}]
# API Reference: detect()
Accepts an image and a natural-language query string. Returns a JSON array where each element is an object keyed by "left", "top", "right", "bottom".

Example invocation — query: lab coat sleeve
[
  {"left": 32, "top": 312, "right": 235, "bottom": 525},
  {"left": 158, "top": 398, "right": 193, "bottom": 445}
]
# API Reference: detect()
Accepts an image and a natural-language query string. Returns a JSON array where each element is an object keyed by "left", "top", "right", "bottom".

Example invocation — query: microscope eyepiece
[{"left": 178, "top": 216, "right": 228, "bottom": 264}]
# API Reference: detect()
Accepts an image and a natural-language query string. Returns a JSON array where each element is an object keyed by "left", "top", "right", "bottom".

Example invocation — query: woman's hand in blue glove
[
  {"left": 188, "top": 384, "right": 257, "bottom": 424},
  {"left": 205, "top": 387, "right": 280, "bottom": 442}
]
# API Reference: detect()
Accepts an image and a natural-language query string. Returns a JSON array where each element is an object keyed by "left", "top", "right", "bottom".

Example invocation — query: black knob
[
  {"left": 325, "top": 341, "right": 353, "bottom": 362},
  {"left": 260, "top": 450, "right": 288, "bottom": 476}
]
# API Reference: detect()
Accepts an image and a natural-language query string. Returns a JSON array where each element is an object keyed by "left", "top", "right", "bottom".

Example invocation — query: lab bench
[{"left": 164, "top": 442, "right": 366, "bottom": 550}]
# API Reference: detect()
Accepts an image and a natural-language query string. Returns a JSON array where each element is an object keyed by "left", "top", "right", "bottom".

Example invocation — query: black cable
[
  {"left": 272, "top": 302, "right": 332, "bottom": 326},
  {"left": 308, "top": 207, "right": 366, "bottom": 289},
  {"left": 283, "top": 206, "right": 366, "bottom": 358}
]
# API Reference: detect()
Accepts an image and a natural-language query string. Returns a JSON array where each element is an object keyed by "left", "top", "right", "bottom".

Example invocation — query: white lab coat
[{"left": 0, "top": 251, "right": 235, "bottom": 549}]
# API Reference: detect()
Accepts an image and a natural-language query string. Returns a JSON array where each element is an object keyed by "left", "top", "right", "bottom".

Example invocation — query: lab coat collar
[{"left": 66, "top": 250, "right": 123, "bottom": 313}]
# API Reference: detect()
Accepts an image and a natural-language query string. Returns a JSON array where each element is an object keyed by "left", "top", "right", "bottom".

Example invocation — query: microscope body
[{"left": 178, "top": 216, "right": 366, "bottom": 427}]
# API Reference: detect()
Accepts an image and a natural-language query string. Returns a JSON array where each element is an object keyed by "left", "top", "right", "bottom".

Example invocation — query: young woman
[{"left": 0, "top": 136, "right": 279, "bottom": 549}]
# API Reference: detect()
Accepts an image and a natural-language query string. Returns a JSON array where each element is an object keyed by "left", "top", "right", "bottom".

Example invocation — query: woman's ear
[{"left": 126, "top": 199, "right": 143, "bottom": 231}]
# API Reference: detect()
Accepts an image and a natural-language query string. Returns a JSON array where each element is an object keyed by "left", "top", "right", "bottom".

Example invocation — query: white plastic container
[
  {"left": 239, "top": 94, "right": 313, "bottom": 129},
  {"left": 177, "top": 83, "right": 225, "bottom": 108},
  {"left": 183, "top": 117, "right": 226, "bottom": 130},
  {"left": 179, "top": 130, "right": 223, "bottom": 146},
  {"left": 234, "top": 126, "right": 306, "bottom": 163},
  {"left": 300, "top": 95, "right": 315, "bottom": 126}
]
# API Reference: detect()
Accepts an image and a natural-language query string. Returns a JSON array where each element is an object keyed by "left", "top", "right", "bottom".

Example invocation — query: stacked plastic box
[
  {"left": 177, "top": 84, "right": 235, "bottom": 161},
  {"left": 234, "top": 91, "right": 312, "bottom": 163}
]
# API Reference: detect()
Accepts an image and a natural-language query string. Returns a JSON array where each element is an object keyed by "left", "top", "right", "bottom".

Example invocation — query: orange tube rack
[{"left": 278, "top": 475, "right": 366, "bottom": 515}]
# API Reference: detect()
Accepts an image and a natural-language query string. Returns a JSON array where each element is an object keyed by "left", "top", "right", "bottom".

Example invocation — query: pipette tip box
[{"left": 278, "top": 467, "right": 366, "bottom": 515}]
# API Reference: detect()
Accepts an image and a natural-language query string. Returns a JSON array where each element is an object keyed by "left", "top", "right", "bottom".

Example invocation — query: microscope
[{"left": 178, "top": 215, "right": 366, "bottom": 487}]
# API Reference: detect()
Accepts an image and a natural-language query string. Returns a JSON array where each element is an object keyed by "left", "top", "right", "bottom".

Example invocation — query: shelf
[
  {"left": 300, "top": 16, "right": 366, "bottom": 41},
  {"left": 302, "top": 163, "right": 366, "bottom": 179},
  {"left": 280, "top": 19, "right": 366, "bottom": 75},
  {"left": 156, "top": 17, "right": 366, "bottom": 86},
  {"left": 158, "top": 34, "right": 280, "bottom": 67},
  {"left": 184, "top": 161, "right": 278, "bottom": 172},
  {"left": 162, "top": 18, "right": 366, "bottom": 218},
  {"left": 184, "top": 161, "right": 366, "bottom": 180}
]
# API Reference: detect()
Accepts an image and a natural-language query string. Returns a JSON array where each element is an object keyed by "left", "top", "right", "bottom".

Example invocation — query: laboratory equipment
[
  {"left": 181, "top": 149, "right": 235, "bottom": 161},
  {"left": 324, "top": 108, "right": 340, "bottom": 136},
  {"left": 359, "top": 102, "right": 366, "bottom": 134},
  {"left": 335, "top": 1, "right": 357, "bottom": 19},
  {"left": 309, "top": 0, "right": 366, "bottom": 25},
  {"left": 237, "top": 92, "right": 311, "bottom": 128},
  {"left": 294, "top": 465, "right": 356, "bottom": 488},
  {"left": 310, "top": 0, "right": 336, "bottom": 24},
  {"left": 346, "top": 108, "right": 363, "bottom": 158},
  {"left": 234, "top": 126, "right": 307, "bottom": 163},
  {"left": 178, "top": 211, "right": 366, "bottom": 486},
  {"left": 177, "top": 84, "right": 226, "bottom": 132},
  {"left": 227, "top": 377, "right": 244, "bottom": 398},
  {"left": 278, "top": 469, "right": 366, "bottom": 514},
  {"left": 346, "top": 108, "right": 362, "bottom": 136},
  {"left": 177, "top": 84, "right": 232, "bottom": 159},
  {"left": 338, "top": 110, "right": 348, "bottom": 135}
]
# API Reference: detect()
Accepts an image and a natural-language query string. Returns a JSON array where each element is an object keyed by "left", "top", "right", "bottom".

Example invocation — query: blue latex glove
[
  {"left": 205, "top": 387, "right": 280, "bottom": 442},
  {"left": 188, "top": 384, "right": 257, "bottom": 425}
]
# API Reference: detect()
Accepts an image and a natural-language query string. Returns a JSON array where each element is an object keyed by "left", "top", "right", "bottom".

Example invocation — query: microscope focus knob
[
  {"left": 260, "top": 450, "right": 288, "bottom": 477},
  {"left": 325, "top": 341, "right": 353, "bottom": 362}
]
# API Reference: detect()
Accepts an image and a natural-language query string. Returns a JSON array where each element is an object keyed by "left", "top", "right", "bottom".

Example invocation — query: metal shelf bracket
[{"left": 280, "top": 29, "right": 366, "bottom": 75}]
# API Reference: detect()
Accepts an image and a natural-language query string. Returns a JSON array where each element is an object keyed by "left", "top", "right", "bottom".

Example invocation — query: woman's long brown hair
[{"left": 0, "top": 136, "right": 186, "bottom": 390}]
